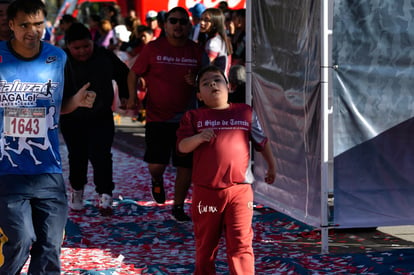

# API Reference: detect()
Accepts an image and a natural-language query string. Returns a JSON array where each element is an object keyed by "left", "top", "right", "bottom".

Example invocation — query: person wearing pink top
[
  {"left": 177, "top": 65, "right": 276, "bottom": 274},
  {"left": 128, "top": 7, "right": 206, "bottom": 222}
]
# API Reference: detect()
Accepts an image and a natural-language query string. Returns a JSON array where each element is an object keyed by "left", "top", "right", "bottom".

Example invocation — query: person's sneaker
[
  {"left": 70, "top": 189, "right": 84, "bottom": 211},
  {"left": 99, "top": 193, "right": 113, "bottom": 216},
  {"left": 172, "top": 204, "right": 191, "bottom": 222},
  {"left": 151, "top": 179, "right": 165, "bottom": 204}
]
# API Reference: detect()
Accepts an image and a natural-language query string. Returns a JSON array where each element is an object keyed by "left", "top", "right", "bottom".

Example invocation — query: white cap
[
  {"left": 114, "top": 25, "right": 131, "bottom": 42},
  {"left": 146, "top": 10, "right": 158, "bottom": 20}
]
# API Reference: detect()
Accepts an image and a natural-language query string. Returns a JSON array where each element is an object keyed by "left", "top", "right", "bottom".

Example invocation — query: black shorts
[{"left": 144, "top": 122, "right": 192, "bottom": 168}]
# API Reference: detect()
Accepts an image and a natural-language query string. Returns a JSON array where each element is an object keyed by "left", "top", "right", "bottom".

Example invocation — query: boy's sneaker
[
  {"left": 99, "top": 193, "right": 113, "bottom": 216},
  {"left": 172, "top": 204, "right": 191, "bottom": 222},
  {"left": 70, "top": 189, "right": 84, "bottom": 211},
  {"left": 151, "top": 179, "right": 165, "bottom": 204}
]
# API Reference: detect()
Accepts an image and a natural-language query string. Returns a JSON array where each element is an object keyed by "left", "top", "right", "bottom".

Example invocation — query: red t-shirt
[
  {"left": 153, "top": 27, "right": 162, "bottom": 39},
  {"left": 131, "top": 37, "right": 204, "bottom": 122},
  {"left": 177, "top": 103, "right": 268, "bottom": 189}
]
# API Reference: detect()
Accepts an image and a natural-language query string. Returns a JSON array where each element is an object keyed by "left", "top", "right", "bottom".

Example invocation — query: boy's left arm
[
  {"left": 250, "top": 108, "right": 276, "bottom": 184},
  {"left": 260, "top": 141, "right": 276, "bottom": 184}
]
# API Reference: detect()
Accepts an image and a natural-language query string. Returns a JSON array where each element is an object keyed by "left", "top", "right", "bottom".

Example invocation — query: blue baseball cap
[{"left": 189, "top": 3, "right": 206, "bottom": 19}]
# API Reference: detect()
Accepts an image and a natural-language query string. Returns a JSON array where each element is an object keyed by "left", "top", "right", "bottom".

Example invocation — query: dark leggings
[{"left": 60, "top": 117, "right": 115, "bottom": 195}]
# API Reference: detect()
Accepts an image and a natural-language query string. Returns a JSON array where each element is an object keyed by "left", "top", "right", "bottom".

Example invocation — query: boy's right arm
[
  {"left": 178, "top": 128, "right": 215, "bottom": 153},
  {"left": 61, "top": 83, "right": 96, "bottom": 114}
]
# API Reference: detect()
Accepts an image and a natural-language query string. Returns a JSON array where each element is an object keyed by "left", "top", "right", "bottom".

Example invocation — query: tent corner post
[{"left": 320, "top": 0, "right": 334, "bottom": 255}]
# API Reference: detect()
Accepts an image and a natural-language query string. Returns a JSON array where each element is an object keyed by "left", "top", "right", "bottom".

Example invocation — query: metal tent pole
[
  {"left": 245, "top": 0, "right": 252, "bottom": 105},
  {"left": 320, "top": 0, "right": 334, "bottom": 254}
]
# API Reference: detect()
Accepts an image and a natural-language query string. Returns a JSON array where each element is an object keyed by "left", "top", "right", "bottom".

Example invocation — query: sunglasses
[{"left": 168, "top": 17, "right": 189, "bottom": 25}]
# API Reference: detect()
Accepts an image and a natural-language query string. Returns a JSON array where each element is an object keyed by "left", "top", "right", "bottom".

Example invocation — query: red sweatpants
[{"left": 192, "top": 184, "right": 255, "bottom": 275}]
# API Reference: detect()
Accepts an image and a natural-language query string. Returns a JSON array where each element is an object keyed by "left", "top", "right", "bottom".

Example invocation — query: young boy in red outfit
[{"left": 177, "top": 65, "right": 276, "bottom": 274}]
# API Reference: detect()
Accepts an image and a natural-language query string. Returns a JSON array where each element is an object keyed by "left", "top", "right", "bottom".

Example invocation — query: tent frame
[
  {"left": 320, "top": 0, "right": 334, "bottom": 254},
  {"left": 246, "top": 0, "right": 334, "bottom": 254}
]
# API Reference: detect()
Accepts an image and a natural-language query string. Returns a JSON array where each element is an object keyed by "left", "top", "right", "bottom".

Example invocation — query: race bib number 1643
[{"left": 3, "top": 107, "right": 47, "bottom": 138}]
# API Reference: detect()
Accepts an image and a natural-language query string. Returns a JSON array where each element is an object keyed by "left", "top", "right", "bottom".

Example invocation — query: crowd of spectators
[{"left": 51, "top": 1, "right": 246, "bottom": 104}]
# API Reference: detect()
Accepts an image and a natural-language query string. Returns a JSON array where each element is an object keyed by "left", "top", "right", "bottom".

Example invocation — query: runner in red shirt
[
  {"left": 128, "top": 6, "right": 206, "bottom": 222},
  {"left": 177, "top": 65, "right": 276, "bottom": 274}
]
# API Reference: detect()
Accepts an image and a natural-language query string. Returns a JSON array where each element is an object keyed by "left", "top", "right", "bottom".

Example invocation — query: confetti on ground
[{"left": 21, "top": 135, "right": 414, "bottom": 274}]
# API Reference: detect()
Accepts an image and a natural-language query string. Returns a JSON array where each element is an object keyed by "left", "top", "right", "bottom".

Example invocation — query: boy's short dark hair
[
  {"left": 196, "top": 65, "right": 228, "bottom": 92},
  {"left": 65, "top": 23, "right": 92, "bottom": 44},
  {"left": 7, "top": 0, "right": 47, "bottom": 21}
]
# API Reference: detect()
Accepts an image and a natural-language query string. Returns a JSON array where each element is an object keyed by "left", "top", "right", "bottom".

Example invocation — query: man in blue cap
[{"left": 189, "top": 3, "right": 206, "bottom": 42}]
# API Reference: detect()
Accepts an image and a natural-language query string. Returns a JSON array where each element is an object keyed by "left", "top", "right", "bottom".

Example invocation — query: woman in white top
[{"left": 199, "top": 8, "right": 233, "bottom": 76}]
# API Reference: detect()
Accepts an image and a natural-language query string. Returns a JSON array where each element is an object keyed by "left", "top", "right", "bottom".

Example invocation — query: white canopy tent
[{"left": 248, "top": 0, "right": 414, "bottom": 253}]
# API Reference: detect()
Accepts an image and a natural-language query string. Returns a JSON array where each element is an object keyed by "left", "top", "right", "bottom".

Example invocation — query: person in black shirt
[{"left": 61, "top": 22, "right": 130, "bottom": 216}]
